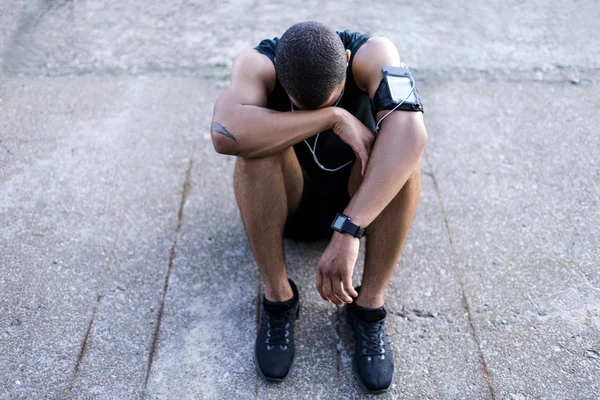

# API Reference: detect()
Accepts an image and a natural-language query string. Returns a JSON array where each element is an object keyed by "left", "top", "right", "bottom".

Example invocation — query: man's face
[{"left": 288, "top": 80, "right": 346, "bottom": 110}]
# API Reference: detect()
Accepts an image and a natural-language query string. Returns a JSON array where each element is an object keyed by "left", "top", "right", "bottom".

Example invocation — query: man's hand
[
  {"left": 316, "top": 232, "right": 360, "bottom": 305},
  {"left": 332, "top": 108, "right": 375, "bottom": 177}
]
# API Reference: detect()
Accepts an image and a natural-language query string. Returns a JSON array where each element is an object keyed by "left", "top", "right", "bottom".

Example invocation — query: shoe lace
[
  {"left": 359, "top": 320, "right": 386, "bottom": 358},
  {"left": 266, "top": 311, "right": 291, "bottom": 350}
]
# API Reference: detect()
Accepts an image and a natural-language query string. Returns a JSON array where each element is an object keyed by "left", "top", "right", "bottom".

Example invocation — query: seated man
[{"left": 210, "top": 21, "right": 427, "bottom": 393}]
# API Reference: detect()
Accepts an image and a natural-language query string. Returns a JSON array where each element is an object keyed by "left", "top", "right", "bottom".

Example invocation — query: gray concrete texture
[{"left": 0, "top": 0, "right": 598, "bottom": 399}]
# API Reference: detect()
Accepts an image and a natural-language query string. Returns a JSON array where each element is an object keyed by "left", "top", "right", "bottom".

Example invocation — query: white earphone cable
[
  {"left": 290, "top": 67, "right": 416, "bottom": 172},
  {"left": 291, "top": 91, "right": 353, "bottom": 172}
]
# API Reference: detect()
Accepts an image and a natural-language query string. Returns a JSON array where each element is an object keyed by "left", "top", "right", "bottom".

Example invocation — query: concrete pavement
[{"left": 1, "top": 1, "right": 598, "bottom": 399}]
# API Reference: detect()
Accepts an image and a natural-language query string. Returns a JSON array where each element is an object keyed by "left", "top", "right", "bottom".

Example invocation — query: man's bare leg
[
  {"left": 234, "top": 147, "right": 303, "bottom": 302},
  {"left": 347, "top": 161, "right": 422, "bottom": 308}
]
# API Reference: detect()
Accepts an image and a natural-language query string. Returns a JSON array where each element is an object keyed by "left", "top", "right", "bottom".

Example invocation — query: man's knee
[
  {"left": 236, "top": 151, "right": 283, "bottom": 167},
  {"left": 235, "top": 151, "right": 285, "bottom": 178},
  {"left": 233, "top": 148, "right": 303, "bottom": 214}
]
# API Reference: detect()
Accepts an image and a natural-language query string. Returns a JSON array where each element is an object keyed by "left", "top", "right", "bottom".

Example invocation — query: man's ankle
[
  {"left": 355, "top": 292, "right": 384, "bottom": 309},
  {"left": 264, "top": 280, "right": 294, "bottom": 302}
]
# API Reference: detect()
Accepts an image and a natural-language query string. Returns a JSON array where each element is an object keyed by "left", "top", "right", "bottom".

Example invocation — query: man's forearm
[
  {"left": 211, "top": 103, "right": 341, "bottom": 158},
  {"left": 343, "top": 111, "right": 427, "bottom": 227}
]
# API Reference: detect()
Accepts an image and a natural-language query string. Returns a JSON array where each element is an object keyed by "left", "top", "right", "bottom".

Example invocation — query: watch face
[{"left": 332, "top": 216, "right": 346, "bottom": 230}]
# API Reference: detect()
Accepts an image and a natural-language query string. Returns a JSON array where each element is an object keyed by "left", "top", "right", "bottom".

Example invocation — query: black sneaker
[
  {"left": 345, "top": 300, "right": 394, "bottom": 393},
  {"left": 254, "top": 279, "right": 300, "bottom": 381}
]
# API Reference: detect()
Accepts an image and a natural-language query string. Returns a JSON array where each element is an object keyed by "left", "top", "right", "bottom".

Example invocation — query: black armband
[{"left": 371, "top": 65, "right": 424, "bottom": 118}]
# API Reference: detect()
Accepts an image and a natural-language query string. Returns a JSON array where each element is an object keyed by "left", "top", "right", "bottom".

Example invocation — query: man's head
[{"left": 276, "top": 21, "right": 349, "bottom": 110}]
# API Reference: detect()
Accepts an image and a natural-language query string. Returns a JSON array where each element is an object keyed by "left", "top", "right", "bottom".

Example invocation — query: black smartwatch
[{"left": 331, "top": 213, "right": 365, "bottom": 238}]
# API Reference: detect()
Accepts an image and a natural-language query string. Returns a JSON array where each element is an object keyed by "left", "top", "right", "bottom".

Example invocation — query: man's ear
[{"left": 346, "top": 49, "right": 351, "bottom": 64}]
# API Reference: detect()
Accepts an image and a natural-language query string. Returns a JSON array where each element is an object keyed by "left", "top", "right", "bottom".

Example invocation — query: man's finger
[
  {"left": 336, "top": 279, "right": 353, "bottom": 303},
  {"left": 331, "top": 279, "right": 348, "bottom": 306},
  {"left": 316, "top": 271, "right": 330, "bottom": 302},
  {"left": 322, "top": 276, "right": 335, "bottom": 304},
  {"left": 332, "top": 291, "right": 346, "bottom": 306},
  {"left": 360, "top": 150, "right": 369, "bottom": 176},
  {"left": 333, "top": 294, "right": 347, "bottom": 306},
  {"left": 366, "top": 135, "right": 375, "bottom": 153},
  {"left": 324, "top": 278, "right": 343, "bottom": 306},
  {"left": 356, "top": 151, "right": 368, "bottom": 177},
  {"left": 343, "top": 276, "right": 358, "bottom": 298}
]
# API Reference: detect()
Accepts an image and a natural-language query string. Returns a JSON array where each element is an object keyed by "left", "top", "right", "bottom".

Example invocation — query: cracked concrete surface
[{"left": 1, "top": 1, "right": 598, "bottom": 399}]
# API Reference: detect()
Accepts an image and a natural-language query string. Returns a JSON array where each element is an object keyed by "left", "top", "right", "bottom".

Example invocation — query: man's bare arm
[
  {"left": 211, "top": 49, "right": 346, "bottom": 159},
  {"left": 344, "top": 37, "right": 428, "bottom": 227},
  {"left": 315, "top": 37, "right": 427, "bottom": 305}
]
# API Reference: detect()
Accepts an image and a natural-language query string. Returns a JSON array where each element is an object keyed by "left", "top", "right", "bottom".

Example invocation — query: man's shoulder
[
  {"left": 229, "top": 49, "right": 277, "bottom": 95},
  {"left": 352, "top": 37, "right": 400, "bottom": 95},
  {"left": 255, "top": 37, "right": 279, "bottom": 64},
  {"left": 254, "top": 30, "right": 370, "bottom": 56},
  {"left": 337, "top": 30, "right": 369, "bottom": 45}
]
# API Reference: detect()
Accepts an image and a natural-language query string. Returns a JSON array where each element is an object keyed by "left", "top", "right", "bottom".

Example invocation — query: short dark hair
[{"left": 276, "top": 21, "right": 346, "bottom": 109}]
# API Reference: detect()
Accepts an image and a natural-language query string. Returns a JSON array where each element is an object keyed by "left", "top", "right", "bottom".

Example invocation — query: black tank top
[{"left": 255, "top": 30, "right": 376, "bottom": 179}]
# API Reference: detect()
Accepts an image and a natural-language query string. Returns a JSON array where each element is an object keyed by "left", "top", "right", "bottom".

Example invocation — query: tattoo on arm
[{"left": 211, "top": 122, "right": 237, "bottom": 142}]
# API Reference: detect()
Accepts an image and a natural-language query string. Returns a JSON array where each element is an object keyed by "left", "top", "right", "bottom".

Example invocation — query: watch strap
[
  {"left": 345, "top": 222, "right": 365, "bottom": 238},
  {"left": 331, "top": 213, "right": 365, "bottom": 238}
]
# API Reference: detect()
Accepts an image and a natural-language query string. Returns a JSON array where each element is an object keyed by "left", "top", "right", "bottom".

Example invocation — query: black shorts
[{"left": 284, "top": 160, "right": 354, "bottom": 242}]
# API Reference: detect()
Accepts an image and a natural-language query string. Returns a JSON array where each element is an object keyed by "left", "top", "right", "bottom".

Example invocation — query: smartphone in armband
[{"left": 372, "top": 64, "right": 424, "bottom": 117}]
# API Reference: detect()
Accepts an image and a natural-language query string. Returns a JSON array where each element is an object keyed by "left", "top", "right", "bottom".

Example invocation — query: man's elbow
[
  {"left": 381, "top": 111, "right": 428, "bottom": 154},
  {"left": 402, "top": 115, "right": 428, "bottom": 154},
  {"left": 414, "top": 124, "right": 428, "bottom": 152},
  {"left": 210, "top": 119, "right": 241, "bottom": 155},
  {"left": 211, "top": 131, "right": 236, "bottom": 155}
]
